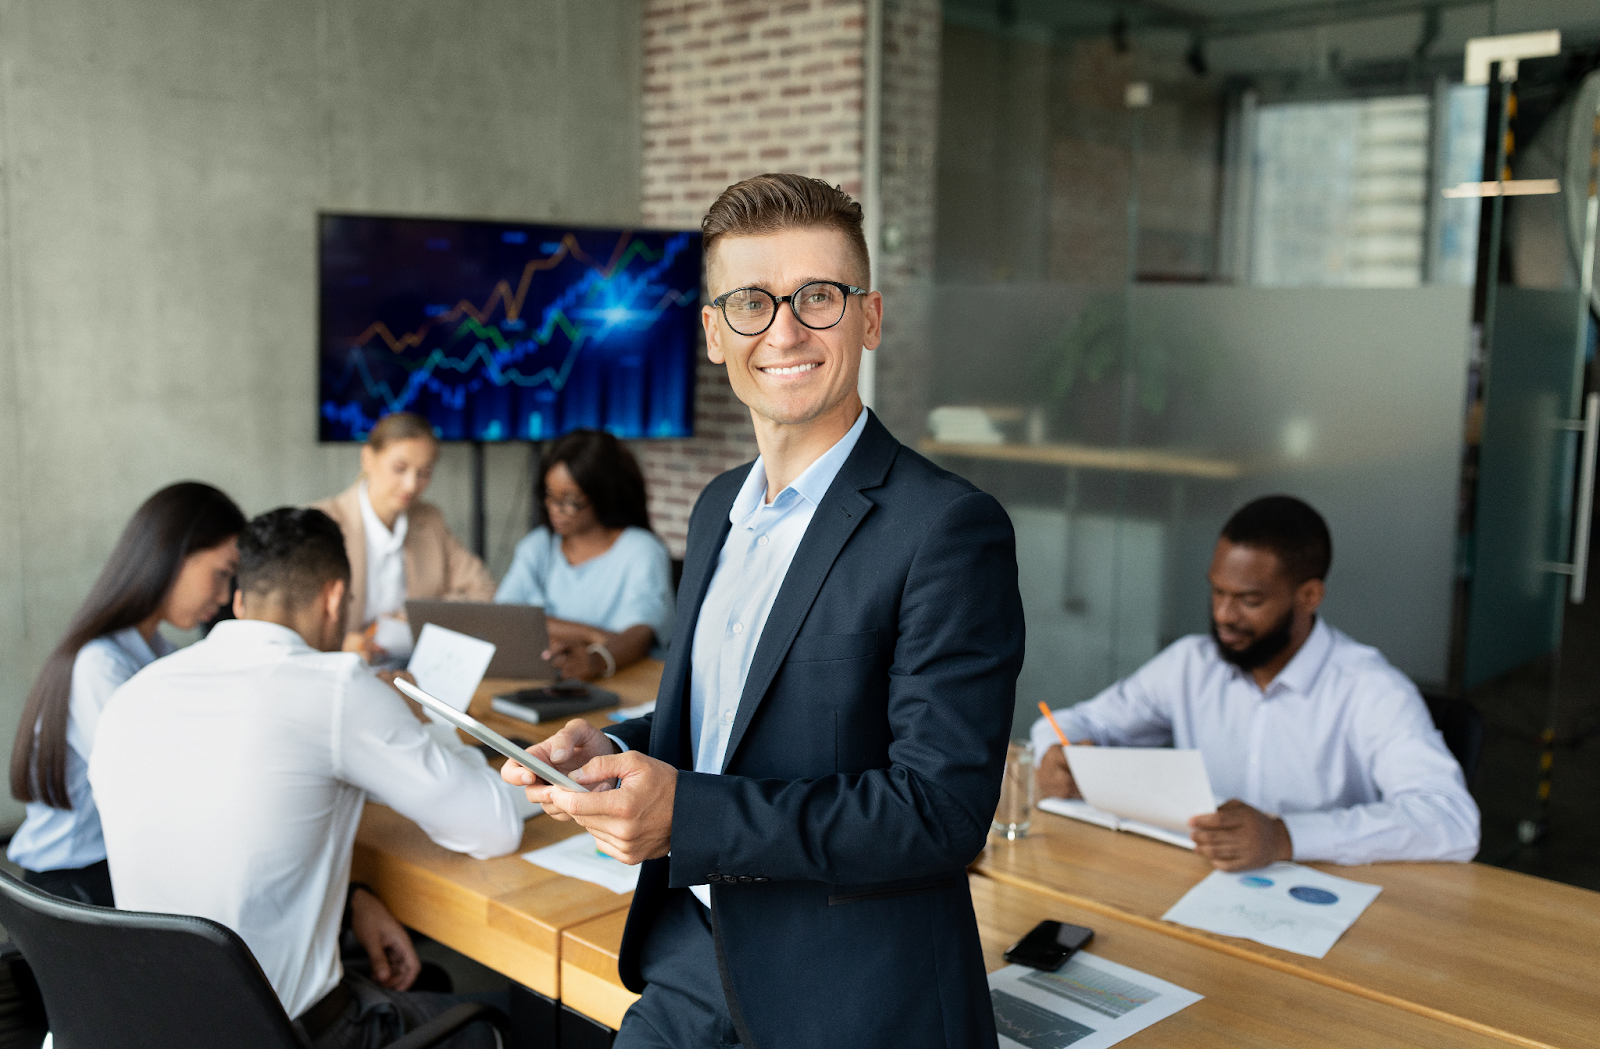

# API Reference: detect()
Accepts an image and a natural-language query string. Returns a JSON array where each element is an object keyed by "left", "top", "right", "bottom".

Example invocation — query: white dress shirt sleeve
[
  {"left": 335, "top": 673, "right": 524, "bottom": 859},
  {"left": 1030, "top": 644, "right": 1181, "bottom": 763},
  {"left": 66, "top": 640, "right": 140, "bottom": 761},
  {"left": 1279, "top": 681, "right": 1480, "bottom": 865}
]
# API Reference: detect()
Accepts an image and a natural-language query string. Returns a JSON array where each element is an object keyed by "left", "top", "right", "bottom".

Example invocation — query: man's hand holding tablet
[
  {"left": 391, "top": 678, "right": 588, "bottom": 792},
  {"left": 502, "top": 717, "right": 677, "bottom": 865}
]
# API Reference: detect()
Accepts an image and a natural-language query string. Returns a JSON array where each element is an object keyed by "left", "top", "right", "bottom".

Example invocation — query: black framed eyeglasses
[
  {"left": 711, "top": 280, "right": 868, "bottom": 337},
  {"left": 544, "top": 494, "right": 590, "bottom": 515}
]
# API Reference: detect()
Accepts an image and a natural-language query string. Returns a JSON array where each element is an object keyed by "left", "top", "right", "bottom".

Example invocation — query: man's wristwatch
[{"left": 586, "top": 642, "right": 617, "bottom": 678}]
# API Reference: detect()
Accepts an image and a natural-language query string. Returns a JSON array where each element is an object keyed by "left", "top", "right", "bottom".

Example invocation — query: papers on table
[
  {"left": 406, "top": 624, "right": 495, "bottom": 727},
  {"left": 1037, "top": 797, "right": 1196, "bottom": 850},
  {"left": 523, "top": 832, "right": 640, "bottom": 894},
  {"left": 989, "top": 954, "right": 1201, "bottom": 1049},
  {"left": 1161, "top": 862, "right": 1382, "bottom": 958},
  {"left": 608, "top": 699, "right": 656, "bottom": 722}
]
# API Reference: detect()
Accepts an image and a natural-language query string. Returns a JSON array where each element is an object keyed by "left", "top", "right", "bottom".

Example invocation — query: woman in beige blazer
[{"left": 313, "top": 412, "right": 495, "bottom": 660}]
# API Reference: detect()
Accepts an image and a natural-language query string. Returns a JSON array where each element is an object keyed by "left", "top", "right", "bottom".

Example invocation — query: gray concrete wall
[{"left": 0, "top": 0, "right": 642, "bottom": 831}]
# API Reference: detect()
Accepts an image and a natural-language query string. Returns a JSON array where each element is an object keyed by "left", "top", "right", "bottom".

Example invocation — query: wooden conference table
[
  {"left": 974, "top": 813, "right": 1600, "bottom": 1049},
  {"left": 555, "top": 872, "right": 1516, "bottom": 1048},
  {"left": 349, "top": 659, "right": 663, "bottom": 1000},
  {"left": 355, "top": 665, "right": 1600, "bottom": 1047}
]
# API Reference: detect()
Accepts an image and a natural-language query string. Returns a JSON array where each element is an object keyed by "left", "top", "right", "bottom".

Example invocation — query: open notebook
[
  {"left": 1037, "top": 797, "right": 1198, "bottom": 849},
  {"left": 1037, "top": 747, "right": 1218, "bottom": 850}
]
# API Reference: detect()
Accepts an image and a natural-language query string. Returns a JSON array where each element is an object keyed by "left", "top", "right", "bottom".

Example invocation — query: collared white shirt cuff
[
  {"left": 605, "top": 733, "right": 628, "bottom": 754},
  {"left": 690, "top": 883, "right": 711, "bottom": 908},
  {"left": 1279, "top": 810, "right": 1336, "bottom": 863}
]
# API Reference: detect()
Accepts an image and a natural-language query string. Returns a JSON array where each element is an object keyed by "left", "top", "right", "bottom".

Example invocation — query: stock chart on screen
[{"left": 318, "top": 214, "right": 702, "bottom": 442}]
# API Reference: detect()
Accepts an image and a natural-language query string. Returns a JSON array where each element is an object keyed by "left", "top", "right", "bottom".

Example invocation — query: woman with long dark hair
[
  {"left": 496, "top": 430, "right": 673, "bottom": 680},
  {"left": 7, "top": 481, "right": 247, "bottom": 906}
]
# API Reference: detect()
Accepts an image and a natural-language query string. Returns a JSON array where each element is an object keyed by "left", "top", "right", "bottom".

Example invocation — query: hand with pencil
[{"left": 1036, "top": 701, "right": 1092, "bottom": 800}]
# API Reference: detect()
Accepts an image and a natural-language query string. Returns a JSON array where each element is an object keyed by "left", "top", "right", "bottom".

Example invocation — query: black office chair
[
  {"left": 0, "top": 870, "right": 502, "bottom": 1049},
  {"left": 1424, "top": 695, "right": 1486, "bottom": 786}
]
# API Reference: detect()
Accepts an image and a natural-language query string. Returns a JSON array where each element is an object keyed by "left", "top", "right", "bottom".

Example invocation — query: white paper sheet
[
  {"left": 523, "top": 832, "right": 640, "bottom": 894},
  {"left": 1063, "top": 748, "right": 1216, "bottom": 833},
  {"left": 608, "top": 700, "right": 656, "bottom": 722},
  {"left": 406, "top": 623, "right": 496, "bottom": 726},
  {"left": 1161, "top": 861, "right": 1382, "bottom": 958},
  {"left": 989, "top": 954, "right": 1201, "bottom": 1049},
  {"left": 373, "top": 615, "right": 415, "bottom": 659}
]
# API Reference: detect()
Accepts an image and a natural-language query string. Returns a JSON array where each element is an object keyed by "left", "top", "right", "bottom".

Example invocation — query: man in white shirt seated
[
  {"left": 1032, "top": 495, "right": 1479, "bottom": 871},
  {"left": 91, "top": 507, "right": 523, "bottom": 1048}
]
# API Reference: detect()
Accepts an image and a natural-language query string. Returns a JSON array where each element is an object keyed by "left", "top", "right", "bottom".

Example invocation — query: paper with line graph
[{"left": 989, "top": 954, "right": 1200, "bottom": 1049}]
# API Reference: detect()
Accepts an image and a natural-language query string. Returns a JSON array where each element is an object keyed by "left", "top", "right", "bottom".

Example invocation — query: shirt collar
[
  {"left": 1266, "top": 615, "right": 1334, "bottom": 696},
  {"left": 110, "top": 626, "right": 171, "bottom": 665},
  {"left": 729, "top": 407, "right": 870, "bottom": 527},
  {"left": 358, "top": 481, "right": 408, "bottom": 552},
  {"left": 204, "top": 618, "right": 320, "bottom": 655}
]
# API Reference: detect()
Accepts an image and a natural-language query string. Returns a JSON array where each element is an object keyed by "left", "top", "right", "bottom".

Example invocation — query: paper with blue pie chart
[{"left": 1160, "top": 861, "right": 1382, "bottom": 958}]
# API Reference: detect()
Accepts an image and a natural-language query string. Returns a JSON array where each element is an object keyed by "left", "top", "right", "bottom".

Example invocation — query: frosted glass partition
[
  {"left": 921, "top": 283, "right": 1471, "bottom": 733},
  {"left": 1128, "top": 285, "right": 1472, "bottom": 686}
]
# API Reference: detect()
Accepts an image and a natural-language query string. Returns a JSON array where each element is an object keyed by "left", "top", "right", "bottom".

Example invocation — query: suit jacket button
[
  {"left": 755, "top": 876, "right": 770, "bottom": 883},
  {"left": 706, "top": 873, "right": 721, "bottom": 882},
  {"left": 739, "top": 875, "right": 754, "bottom": 883}
]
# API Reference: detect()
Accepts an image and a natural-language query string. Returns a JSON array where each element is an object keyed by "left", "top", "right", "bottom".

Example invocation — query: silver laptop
[{"left": 404, "top": 600, "right": 554, "bottom": 680}]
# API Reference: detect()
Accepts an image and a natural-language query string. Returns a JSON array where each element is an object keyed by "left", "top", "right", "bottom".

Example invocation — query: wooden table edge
[{"left": 970, "top": 867, "right": 1560, "bottom": 1049}]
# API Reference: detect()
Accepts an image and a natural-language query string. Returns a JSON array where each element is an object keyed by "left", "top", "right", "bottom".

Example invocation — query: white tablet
[{"left": 394, "top": 678, "right": 589, "bottom": 793}]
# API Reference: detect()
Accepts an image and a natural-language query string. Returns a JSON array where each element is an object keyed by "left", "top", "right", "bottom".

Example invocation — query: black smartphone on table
[{"left": 1003, "top": 920, "right": 1094, "bottom": 971}]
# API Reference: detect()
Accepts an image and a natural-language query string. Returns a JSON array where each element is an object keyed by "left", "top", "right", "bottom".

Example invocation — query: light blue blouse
[
  {"left": 8, "top": 628, "right": 173, "bottom": 872},
  {"left": 496, "top": 526, "right": 675, "bottom": 651}
]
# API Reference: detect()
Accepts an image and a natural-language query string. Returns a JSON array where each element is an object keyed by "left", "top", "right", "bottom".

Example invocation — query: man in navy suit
[{"left": 506, "top": 173, "right": 1024, "bottom": 1049}]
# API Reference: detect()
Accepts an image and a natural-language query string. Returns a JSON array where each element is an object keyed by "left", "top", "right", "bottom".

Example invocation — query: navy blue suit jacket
[{"left": 610, "top": 412, "right": 1024, "bottom": 1049}]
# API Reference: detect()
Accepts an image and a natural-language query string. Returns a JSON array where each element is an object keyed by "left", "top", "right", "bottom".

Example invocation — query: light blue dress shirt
[
  {"left": 496, "top": 525, "right": 675, "bottom": 650},
  {"left": 8, "top": 627, "right": 173, "bottom": 872},
  {"left": 680, "top": 408, "right": 868, "bottom": 904},
  {"left": 1031, "top": 617, "right": 1480, "bottom": 865}
]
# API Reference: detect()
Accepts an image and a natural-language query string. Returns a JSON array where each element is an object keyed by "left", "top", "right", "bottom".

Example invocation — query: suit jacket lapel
[
  {"left": 652, "top": 478, "right": 739, "bottom": 769},
  {"left": 722, "top": 414, "right": 899, "bottom": 771}
]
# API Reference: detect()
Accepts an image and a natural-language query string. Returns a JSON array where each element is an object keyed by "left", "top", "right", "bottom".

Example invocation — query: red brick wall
[
  {"left": 636, "top": 0, "right": 867, "bottom": 556},
  {"left": 872, "top": 0, "right": 941, "bottom": 445}
]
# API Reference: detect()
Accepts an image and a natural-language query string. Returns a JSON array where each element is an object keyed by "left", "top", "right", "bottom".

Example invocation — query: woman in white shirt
[
  {"left": 312, "top": 412, "right": 496, "bottom": 661},
  {"left": 7, "top": 481, "right": 246, "bottom": 906},
  {"left": 497, "top": 430, "right": 674, "bottom": 680}
]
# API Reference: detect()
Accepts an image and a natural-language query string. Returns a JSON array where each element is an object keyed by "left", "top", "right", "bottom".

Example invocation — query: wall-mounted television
[{"left": 318, "top": 213, "right": 702, "bottom": 442}]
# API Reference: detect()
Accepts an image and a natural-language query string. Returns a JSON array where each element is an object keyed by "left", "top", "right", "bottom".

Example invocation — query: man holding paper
[
  {"left": 1033, "top": 496, "right": 1479, "bottom": 871},
  {"left": 505, "top": 174, "right": 1025, "bottom": 1049}
]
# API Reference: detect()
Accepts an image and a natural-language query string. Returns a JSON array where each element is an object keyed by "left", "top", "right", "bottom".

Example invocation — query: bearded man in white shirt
[
  {"left": 92, "top": 507, "right": 523, "bottom": 1048},
  {"left": 1033, "top": 495, "right": 1479, "bottom": 871}
]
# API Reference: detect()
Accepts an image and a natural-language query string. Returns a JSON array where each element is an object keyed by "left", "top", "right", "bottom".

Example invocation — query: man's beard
[{"left": 1212, "top": 608, "right": 1296, "bottom": 671}]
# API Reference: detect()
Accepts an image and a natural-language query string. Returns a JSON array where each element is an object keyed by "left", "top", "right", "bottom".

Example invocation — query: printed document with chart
[
  {"left": 1162, "top": 861, "right": 1382, "bottom": 958},
  {"left": 989, "top": 954, "right": 1200, "bottom": 1049}
]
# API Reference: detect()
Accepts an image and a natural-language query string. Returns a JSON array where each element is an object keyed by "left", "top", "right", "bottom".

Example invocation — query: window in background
[
  {"left": 1434, "top": 84, "right": 1490, "bottom": 286},
  {"left": 1248, "top": 96, "right": 1431, "bottom": 287}
]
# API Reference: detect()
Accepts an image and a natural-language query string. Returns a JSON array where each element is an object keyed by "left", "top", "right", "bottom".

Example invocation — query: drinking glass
[{"left": 992, "top": 741, "right": 1035, "bottom": 840}]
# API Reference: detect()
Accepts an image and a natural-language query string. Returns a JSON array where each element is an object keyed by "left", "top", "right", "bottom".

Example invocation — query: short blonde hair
[{"left": 702, "top": 174, "right": 870, "bottom": 286}]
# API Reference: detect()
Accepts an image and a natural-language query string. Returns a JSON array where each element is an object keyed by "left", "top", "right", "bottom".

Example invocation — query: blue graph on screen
[{"left": 319, "top": 215, "right": 702, "bottom": 442}]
